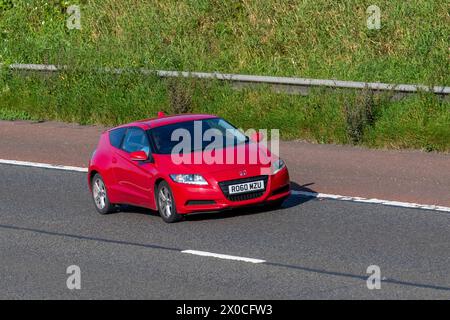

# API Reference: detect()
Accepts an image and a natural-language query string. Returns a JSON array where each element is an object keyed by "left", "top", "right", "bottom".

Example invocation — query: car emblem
[{"left": 239, "top": 170, "right": 247, "bottom": 177}]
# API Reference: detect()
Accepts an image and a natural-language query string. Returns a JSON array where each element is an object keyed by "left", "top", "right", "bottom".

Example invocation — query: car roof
[{"left": 109, "top": 114, "right": 218, "bottom": 131}]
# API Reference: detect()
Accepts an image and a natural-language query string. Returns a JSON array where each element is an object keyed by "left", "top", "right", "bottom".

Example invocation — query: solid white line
[
  {"left": 182, "top": 250, "right": 266, "bottom": 264},
  {"left": 1, "top": 158, "right": 449, "bottom": 213},
  {"left": 292, "top": 190, "right": 450, "bottom": 213},
  {"left": 0, "top": 159, "right": 88, "bottom": 172}
]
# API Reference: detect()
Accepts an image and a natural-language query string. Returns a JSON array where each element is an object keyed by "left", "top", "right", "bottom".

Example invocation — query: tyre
[
  {"left": 91, "top": 173, "right": 115, "bottom": 214},
  {"left": 157, "top": 181, "right": 182, "bottom": 223}
]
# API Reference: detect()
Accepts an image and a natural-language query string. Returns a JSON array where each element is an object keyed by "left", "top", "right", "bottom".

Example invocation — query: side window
[
  {"left": 122, "top": 127, "right": 150, "bottom": 155},
  {"left": 109, "top": 128, "right": 127, "bottom": 149}
]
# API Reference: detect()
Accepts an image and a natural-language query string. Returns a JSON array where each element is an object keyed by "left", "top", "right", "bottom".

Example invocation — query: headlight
[
  {"left": 271, "top": 159, "right": 286, "bottom": 174},
  {"left": 169, "top": 174, "right": 208, "bottom": 185}
]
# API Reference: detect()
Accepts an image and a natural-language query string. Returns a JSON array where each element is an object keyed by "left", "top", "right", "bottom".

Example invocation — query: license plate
[{"left": 228, "top": 180, "right": 265, "bottom": 194}]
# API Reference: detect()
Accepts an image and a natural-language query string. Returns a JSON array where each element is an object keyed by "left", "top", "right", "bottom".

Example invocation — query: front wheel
[
  {"left": 157, "top": 181, "right": 183, "bottom": 223},
  {"left": 91, "top": 174, "right": 115, "bottom": 214}
]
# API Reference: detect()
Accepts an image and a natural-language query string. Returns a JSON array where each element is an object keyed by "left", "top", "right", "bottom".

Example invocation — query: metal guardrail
[{"left": 5, "top": 63, "right": 450, "bottom": 96}]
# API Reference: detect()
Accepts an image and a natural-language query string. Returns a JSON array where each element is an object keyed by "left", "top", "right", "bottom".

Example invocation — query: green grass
[
  {"left": 0, "top": 0, "right": 449, "bottom": 151},
  {"left": 1, "top": 70, "right": 448, "bottom": 152},
  {"left": 1, "top": 0, "right": 448, "bottom": 85},
  {"left": 0, "top": 108, "right": 35, "bottom": 121}
]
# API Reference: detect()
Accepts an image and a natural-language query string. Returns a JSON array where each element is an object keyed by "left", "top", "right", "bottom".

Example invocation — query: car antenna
[{"left": 157, "top": 111, "right": 165, "bottom": 118}]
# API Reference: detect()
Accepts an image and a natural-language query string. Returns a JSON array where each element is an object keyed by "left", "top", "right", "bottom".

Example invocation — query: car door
[{"left": 112, "top": 127, "right": 155, "bottom": 207}]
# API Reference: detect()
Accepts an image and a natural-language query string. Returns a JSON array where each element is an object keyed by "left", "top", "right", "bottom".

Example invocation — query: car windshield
[{"left": 148, "top": 118, "right": 249, "bottom": 154}]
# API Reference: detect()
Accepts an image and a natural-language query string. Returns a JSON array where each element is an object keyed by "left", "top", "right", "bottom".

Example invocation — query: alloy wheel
[
  {"left": 93, "top": 178, "right": 107, "bottom": 210},
  {"left": 158, "top": 186, "right": 173, "bottom": 218}
]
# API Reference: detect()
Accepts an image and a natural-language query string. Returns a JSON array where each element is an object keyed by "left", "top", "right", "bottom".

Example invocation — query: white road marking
[
  {"left": 0, "top": 159, "right": 88, "bottom": 172},
  {"left": 1, "top": 158, "right": 449, "bottom": 213},
  {"left": 292, "top": 190, "right": 450, "bottom": 213},
  {"left": 182, "top": 250, "right": 266, "bottom": 264}
]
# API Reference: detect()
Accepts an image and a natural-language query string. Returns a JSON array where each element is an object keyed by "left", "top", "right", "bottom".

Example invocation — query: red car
[{"left": 88, "top": 113, "right": 290, "bottom": 223}]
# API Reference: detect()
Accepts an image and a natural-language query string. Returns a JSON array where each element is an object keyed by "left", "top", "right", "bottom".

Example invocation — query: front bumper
[{"left": 169, "top": 167, "right": 291, "bottom": 214}]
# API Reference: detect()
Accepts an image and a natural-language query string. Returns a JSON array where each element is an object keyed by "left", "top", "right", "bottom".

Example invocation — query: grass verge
[
  {"left": 0, "top": 1, "right": 448, "bottom": 151},
  {"left": 0, "top": 70, "right": 448, "bottom": 152}
]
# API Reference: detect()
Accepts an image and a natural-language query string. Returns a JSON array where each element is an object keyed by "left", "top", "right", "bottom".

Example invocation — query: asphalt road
[
  {"left": 2, "top": 120, "right": 450, "bottom": 206},
  {"left": 1, "top": 164, "right": 450, "bottom": 299}
]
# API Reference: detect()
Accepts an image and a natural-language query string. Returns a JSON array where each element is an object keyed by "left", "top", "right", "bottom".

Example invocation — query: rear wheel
[
  {"left": 91, "top": 174, "right": 115, "bottom": 214},
  {"left": 157, "top": 181, "right": 182, "bottom": 223}
]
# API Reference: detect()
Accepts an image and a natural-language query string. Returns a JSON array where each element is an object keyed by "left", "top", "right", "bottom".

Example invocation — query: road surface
[
  {"left": 1, "top": 164, "right": 449, "bottom": 299},
  {"left": 1, "top": 120, "right": 449, "bottom": 206}
]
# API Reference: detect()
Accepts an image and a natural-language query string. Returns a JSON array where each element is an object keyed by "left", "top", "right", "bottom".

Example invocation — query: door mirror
[
  {"left": 251, "top": 132, "right": 264, "bottom": 143},
  {"left": 130, "top": 151, "right": 148, "bottom": 161}
]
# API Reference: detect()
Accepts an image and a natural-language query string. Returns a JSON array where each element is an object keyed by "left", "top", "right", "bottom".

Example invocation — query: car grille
[
  {"left": 185, "top": 200, "right": 216, "bottom": 206},
  {"left": 218, "top": 175, "right": 268, "bottom": 202}
]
